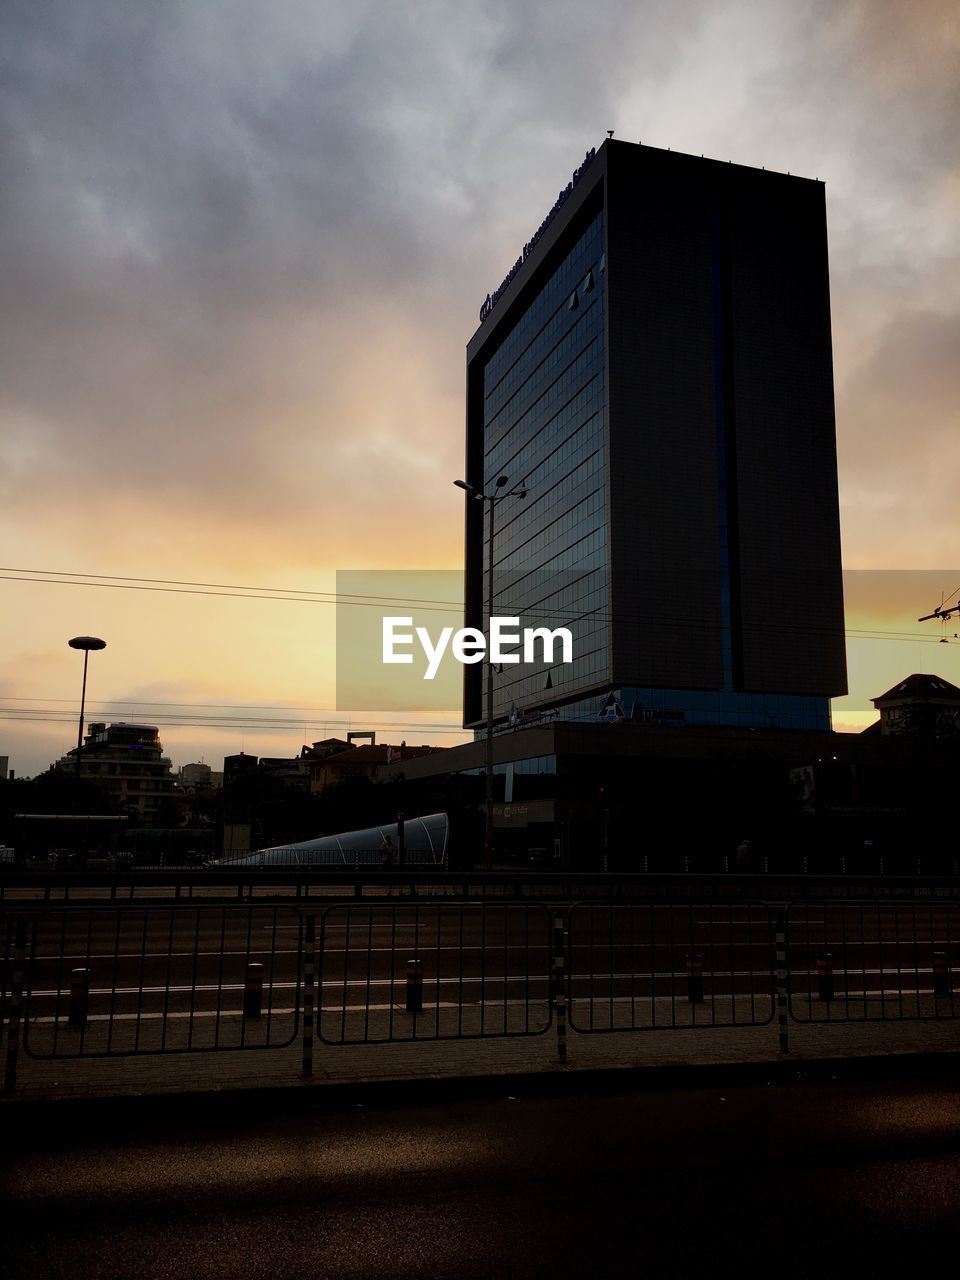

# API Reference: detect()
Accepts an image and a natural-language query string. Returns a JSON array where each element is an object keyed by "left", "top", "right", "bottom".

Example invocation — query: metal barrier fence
[
  {"left": 567, "top": 902, "right": 775, "bottom": 1031},
  {"left": 3, "top": 895, "right": 960, "bottom": 1094},
  {"left": 317, "top": 902, "right": 553, "bottom": 1043},
  {"left": 787, "top": 900, "right": 960, "bottom": 1023},
  {"left": 6, "top": 850, "right": 960, "bottom": 877},
  {"left": 4, "top": 868, "right": 960, "bottom": 906},
  {"left": 21, "top": 904, "right": 301, "bottom": 1058}
]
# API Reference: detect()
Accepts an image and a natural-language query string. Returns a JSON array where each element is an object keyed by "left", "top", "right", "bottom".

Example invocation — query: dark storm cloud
[
  {"left": 0, "top": 0, "right": 955, "bottom": 565},
  {"left": 725, "top": 1, "right": 959, "bottom": 562},
  {"left": 0, "top": 3, "right": 431, "bottom": 448},
  {"left": 845, "top": 308, "right": 960, "bottom": 450},
  {"left": 0, "top": 0, "right": 673, "bottom": 535}
]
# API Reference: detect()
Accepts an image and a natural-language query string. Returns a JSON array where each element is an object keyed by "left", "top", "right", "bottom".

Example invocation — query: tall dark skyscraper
[{"left": 462, "top": 139, "right": 847, "bottom": 733}]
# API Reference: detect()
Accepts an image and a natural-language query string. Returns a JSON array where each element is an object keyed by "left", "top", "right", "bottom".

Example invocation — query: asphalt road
[{"left": 4, "top": 1066, "right": 960, "bottom": 1279}]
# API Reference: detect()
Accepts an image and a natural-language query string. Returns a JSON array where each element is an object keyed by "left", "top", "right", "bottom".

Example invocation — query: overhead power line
[
  {"left": 0, "top": 566, "right": 949, "bottom": 644},
  {"left": 0, "top": 695, "right": 465, "bottom": 715},
  {"left": 0, "top": 713, "right": 470, "bottom": 736},
  {"left": 0, "top": 565, "right": 462, "bottom": 604},
  {"left": 0, "top": 707, "right": 469, "bottom": 734}
]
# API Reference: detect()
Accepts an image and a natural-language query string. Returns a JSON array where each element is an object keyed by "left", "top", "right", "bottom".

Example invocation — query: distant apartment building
[
  {"left": 0, "top": 756, "right": 8, "bottom": 782},
  {"left": 54, "top": 723, "right": 179, "bottom": 820},
  {"left": 179, "top": 762, "right": 210, "bottom": 788},
  {"left": 178, "top": 762, "right": 223, "bottom": 791}
]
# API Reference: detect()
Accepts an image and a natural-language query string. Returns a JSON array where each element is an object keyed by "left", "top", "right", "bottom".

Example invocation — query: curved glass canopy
[{"left": 217, "top": 812, "right": 448, "bottom": 867}]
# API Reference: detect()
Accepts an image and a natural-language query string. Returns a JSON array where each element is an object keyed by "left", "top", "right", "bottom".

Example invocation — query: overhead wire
[{"left": 0, "top": 566, "right": 950, "bottom": 644}]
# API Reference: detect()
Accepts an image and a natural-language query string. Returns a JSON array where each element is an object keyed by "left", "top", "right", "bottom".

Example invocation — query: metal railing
[
  {"left": 567, "top": 902, "right": 775, "bottom": 1032},
  {"left": 317, "top": 902, "right": 553, "bottom": 1044},
  {"left": 5, "top": 848, "right": 960, "bottom": 878},
  {"left": 21, "top": 904, "right": 301, "bottom": 1059},
  {"left": 3, "top": 888, "right": 960, "bottom": 1094},
  {"left": 787, "top": 901, "right": 960, "bottom": 1023},
  {"left": 4, "top": 867, "right": 960, "bottom": 907}
]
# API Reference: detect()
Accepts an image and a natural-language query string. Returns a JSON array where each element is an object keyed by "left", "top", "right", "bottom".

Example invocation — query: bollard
[
  {"left": 243, "top": 962, "right": 264, "bottom": 1019},
  {"left": 816, "top": 953, "right": 834, "bottom": 1002},
  {"left": 551, "top": 913, "right": 567, "bottom": 1062},
  {"left": 685, "top": 952, "right": 704, "bottom": 1004},
  {"left": 406, "top": 959, "right": 423, "bottom": 1013},
  {"left": 550, "top": 914, "right": 566, "bottom": 1001},
  {"left": 933, "top": 951, "right": 951, "bottom": 998},
  {"left": 69, "top": 968, "right": 90, "bottom": 1028},
  {"left": 549, "top": 954, "right": 564, "bottom": 1000}
]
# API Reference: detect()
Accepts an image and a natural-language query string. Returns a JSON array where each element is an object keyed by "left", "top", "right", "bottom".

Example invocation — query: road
[{"left": 4, "top": 1067, "right": 960, "bottom": 1278}]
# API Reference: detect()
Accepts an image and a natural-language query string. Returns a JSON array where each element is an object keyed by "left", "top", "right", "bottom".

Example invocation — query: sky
[{"left": 1, "top": 0, "right": 958, "bottom": 777}]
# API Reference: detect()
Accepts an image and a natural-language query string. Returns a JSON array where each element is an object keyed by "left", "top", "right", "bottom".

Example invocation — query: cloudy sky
[{"left": 1, "top": 0, "right": 957, "bottom": 776}]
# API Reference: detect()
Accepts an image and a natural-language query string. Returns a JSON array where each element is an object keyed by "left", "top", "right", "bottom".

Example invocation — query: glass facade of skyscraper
[{"left": 481, "top": 210, "right": 608, "bottom": 722}]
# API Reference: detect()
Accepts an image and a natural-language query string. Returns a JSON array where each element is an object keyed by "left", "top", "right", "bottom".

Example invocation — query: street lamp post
[
  {"left": 455, "top": 475, "right": 526, "bottom": 869},
  {"left": 68, "top": 636, "right": 106, "bottom": 802}
]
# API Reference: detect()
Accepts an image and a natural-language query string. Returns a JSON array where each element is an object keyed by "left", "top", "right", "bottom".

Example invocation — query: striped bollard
[
  {"left": 816, "top": 953, "right": 834, "bottom": 1002},
  {"left": 406, "top": 959, "right": 423, "bottom": 1013},
  {"left": 243, "top": 962, "right": 264, "bottom": 1019},
  {"left": 774, "top": 909, "right": 789, "bottom": 1054},
  {"left": 686, "top": 953, "right": 704, "bottom": 1004},
  {"left": 69, "top": 968, "right": 91, "bottom": 1028},
  {"left": 933, "top": 952, "right": 951, "bottom": 998},
  {"left": 552, "top": 914, "right": 567, "bottom": 1062},
  {"left": 301, "top": 916, "right": 315, "bottom": 1078}
]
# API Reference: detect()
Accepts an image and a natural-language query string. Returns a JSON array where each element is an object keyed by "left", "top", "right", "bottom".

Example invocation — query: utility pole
[{"left": 454, "top": 475, "right": 527, "bottom": 869}]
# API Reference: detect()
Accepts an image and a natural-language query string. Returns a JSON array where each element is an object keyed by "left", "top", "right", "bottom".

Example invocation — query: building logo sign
[{"left": 479, "top": 148, "right": 597, "bottom": 324}]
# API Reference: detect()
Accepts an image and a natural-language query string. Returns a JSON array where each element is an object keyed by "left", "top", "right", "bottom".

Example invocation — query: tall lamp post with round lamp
[
  {"left": 454, "top": 475, "right": 526, "bottom": 869},
  {"left": 68, "top": 636, "right": 106, "bottom": 801}
]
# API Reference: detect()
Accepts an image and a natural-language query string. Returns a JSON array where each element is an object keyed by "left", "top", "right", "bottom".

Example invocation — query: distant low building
[
  {"left": 223, "top": 752, "right": 259, "bottom": 789},
  {"left": 178, "top": 761, "right": 221, "bottom": 791},
  {"left": 179, "top": 762, "right": 210, "bottom": 787},
  {"left": 300, "top": 738, "right": 352, "bottom": 761},
  {"left": 53, "top": 722, "right": 179, "bottom": 820},
  {"left": 223, "top": 752, "right": 310, "bottom": 792},
  {"left": 867, "top": 674, "right": 960, "bottom": 738},
  {"left": 308, "top": 742, "right": 443, "bottom": 795},
  {"left": 258, "top": 757, "right": 311, "bottom": 791}
]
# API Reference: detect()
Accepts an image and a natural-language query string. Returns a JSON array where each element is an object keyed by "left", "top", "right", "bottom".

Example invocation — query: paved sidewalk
[{"left": 5, "top": 1012, "right": 960, "bottom": 1103}]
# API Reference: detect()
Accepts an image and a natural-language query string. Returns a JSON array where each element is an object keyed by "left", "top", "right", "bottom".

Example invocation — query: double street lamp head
[{"left": 454, "top": 476, "right": 526, "bottom": 501}]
